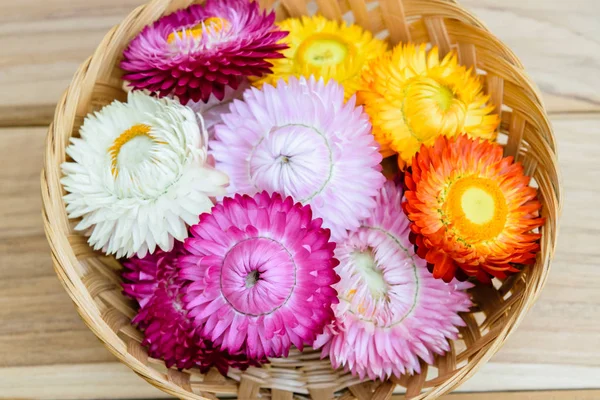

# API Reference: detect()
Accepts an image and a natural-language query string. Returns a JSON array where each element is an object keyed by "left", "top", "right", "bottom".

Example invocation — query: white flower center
[
  {"left": 118, "top": 135, "right": 154, "bottom": 169},
  {"left": 248, "top": 124, "right": 333, "bottom": 203},
  {"left": 109, "top": 124, "right": 157, "bottom": 176},
  {"left": 351, "top": 248, "right": 388, "bottom": 299},
  {"left": 108, "top": 122, "right": 183, "bottom": 200}
]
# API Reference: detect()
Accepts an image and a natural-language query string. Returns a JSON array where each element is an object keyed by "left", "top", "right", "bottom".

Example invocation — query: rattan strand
[{"left": 41, "top": 0, "right": 561, "bottom": 398}]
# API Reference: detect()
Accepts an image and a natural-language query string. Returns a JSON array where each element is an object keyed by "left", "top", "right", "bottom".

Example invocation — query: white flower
[{"left": 61, "top": 91, "right": 229, "bottom": 258}]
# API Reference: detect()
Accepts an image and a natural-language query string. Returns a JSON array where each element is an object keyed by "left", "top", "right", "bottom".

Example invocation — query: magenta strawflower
[
  {"left": 180, "top": 191, "right": 340, "bottom": 359},
  {"left": 211, "top": 76, "right": 385, "bottom": 241},
  {"left": 122, "top": 243, "right": 266, "bottom": 373},
  {"left": 314, "top": 182, "right": 473, "bottom": 380},
  {"left": 121, "top": 0, "right": 288, "bottom": 104}
]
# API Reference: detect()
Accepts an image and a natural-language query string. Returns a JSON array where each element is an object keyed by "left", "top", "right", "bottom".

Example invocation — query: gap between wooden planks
[{"left": 0, "top": 0, "right": 599, "bottom": 127}]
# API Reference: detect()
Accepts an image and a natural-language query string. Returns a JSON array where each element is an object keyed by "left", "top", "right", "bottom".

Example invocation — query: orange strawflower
[{"left": 402, "top": 135, "right": 544, "bottom": 283}]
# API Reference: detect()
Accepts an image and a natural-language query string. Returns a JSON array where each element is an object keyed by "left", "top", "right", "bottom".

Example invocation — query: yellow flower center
[
  {"left": 402, "top": 77, "right": 467, "bottom": 142},
  {"left": 445, "top": 176, "right": 508, "bottom": 243},
  {"left": 435, "top": 84, "right": 455, "bottom": 111},
  {"left": 167, "top": 17, "right": 230, "bottom": 43},
  {"left": 109, "top": 124, "right": 153, "bottom": 176},
  {"left": 297, "top": 33, "right": 350, "bottom": 66}
]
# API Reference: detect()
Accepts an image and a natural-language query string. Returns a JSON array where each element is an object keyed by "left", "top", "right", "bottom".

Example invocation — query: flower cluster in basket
[{"left": 61, "top": 0, "right": 545, "bottom": 381}]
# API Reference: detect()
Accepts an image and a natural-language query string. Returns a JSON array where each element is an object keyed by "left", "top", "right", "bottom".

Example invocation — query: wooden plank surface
[
  {"left": 0, "top": 127, "right": 116, "bottom": 368},
  {"left": 0, "top": 0, "right": 599, "bottom": 126},
  {"left": 444, "top": 390, "right": 600, "bottom": 400},
  {"left": 446, "top": 390, "right": 600, "bottom": 400},
  {"left": 461, "top": 0, "right": 600, "bottom": 113},
  {"left": 0, "top": 0, "right": 143, "bottom": 126},
  {"left": 0, "top": 362, "right": 599, "bottom": 400},
  {"left": 1, "top": 116, "right": 599, "bottom": 397}
]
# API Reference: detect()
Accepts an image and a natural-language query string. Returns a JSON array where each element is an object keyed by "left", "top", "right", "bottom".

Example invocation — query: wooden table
[{"left": 1, "top": 0, "right": 599, "bottom": 398}]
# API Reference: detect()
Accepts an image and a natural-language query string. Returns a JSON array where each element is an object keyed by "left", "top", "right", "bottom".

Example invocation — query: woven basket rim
[{"left": 41, "top": 0, "right": 562, "bottom": 399}]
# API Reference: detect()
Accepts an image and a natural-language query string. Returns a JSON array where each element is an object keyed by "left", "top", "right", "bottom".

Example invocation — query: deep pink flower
[
  {"left": 122, "top": 243, "right": 266, "bottom": 373},
  {"left": 314, "top": 181, "right": 473, "bottom": 380},
  {"left": 121, "top": 0, "right": 287, "bottom": 104},
  {"left": 180, "top": 192, "right": 340, "bottom": 359},
  {"left": 211, "top": 76, "right": 385, "bottom": 241}
]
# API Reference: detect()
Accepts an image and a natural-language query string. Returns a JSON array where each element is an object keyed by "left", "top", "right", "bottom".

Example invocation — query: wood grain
[
  {"left": 0, "top": 362, "right": 599, "bottom": 399},
  {"left": 444, "top": 390, "right": 600, "bottom": 400},
  {"left": 0, "top": 127, "right": 117, "bottom": 368},
  {"left": 0, "top": 363, "right": 167, "bottom": 400},
  {"left": 1, "top": 116, "right": 598, "bottom": 397},
  {"left": 461, "top": 0, "right": 600, "bottom": 113},
  {"left": 0, "top": 0, "right": 598, "bottom": 126},
  {"left": 0, "top": 0, "right": 143, "bottom": 127}
]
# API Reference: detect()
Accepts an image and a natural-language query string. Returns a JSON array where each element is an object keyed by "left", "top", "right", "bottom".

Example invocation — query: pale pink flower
[
  {"left": 210, "top": 76, "right": 385, "bottom": 241},
  {"left": 314, "top": 181, "right": 473, "bottom": 380}
]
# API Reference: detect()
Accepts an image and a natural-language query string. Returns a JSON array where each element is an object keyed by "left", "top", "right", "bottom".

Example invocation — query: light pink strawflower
[
  {"left": 314, "top": 181, "right": 473, "bottom": 381},
  {"left": 122, "top": 243, "right": 267, "bottom": 373},
  {"left": 121, "top": 0, "right": 287, "bottom": 104},
  {"left": 184, "top": 79, "right": 250, "bottom": 140},
  {"left": 211, "top": 76, "right": 385, "bottom": 241},
  {"left": 180, "top": 191, "right": 340, "bottom": 359}
]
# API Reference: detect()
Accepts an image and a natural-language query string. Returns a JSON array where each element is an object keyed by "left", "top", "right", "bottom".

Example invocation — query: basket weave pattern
[{"left": 41, "top": 0, "right": 561, "bottom": 398}]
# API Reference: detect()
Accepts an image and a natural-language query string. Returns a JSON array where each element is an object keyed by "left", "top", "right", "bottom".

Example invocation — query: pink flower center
[
  {"left": 248, "top": 124, "right": 333, "bottom": 203},
  {"left": 220, "top": 237, "right": 296, "bottom": 316}
]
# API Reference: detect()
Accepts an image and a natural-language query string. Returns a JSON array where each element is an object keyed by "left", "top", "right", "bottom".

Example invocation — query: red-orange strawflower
[{"left": 403, "top": 135, "right": 544, "bottom": 283}]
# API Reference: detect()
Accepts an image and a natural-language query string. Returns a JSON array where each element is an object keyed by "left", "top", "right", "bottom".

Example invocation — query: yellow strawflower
[
  {"left": 358, "top": 43, "right": 500, "bottom": 162},
  {"left": 254, "top": 15, "right": 388, "bottom": 99}
]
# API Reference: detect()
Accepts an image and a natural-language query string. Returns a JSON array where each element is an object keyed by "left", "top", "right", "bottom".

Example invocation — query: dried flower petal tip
[
  {"left": 122, "top": 244, "right": 267, "bottom": 373},
  {"left": 121, "top": 0, "right": 288, "bottom": 104},
  {"left": 358, "top": 43, "right": 500, "bottom": 161},
  {"left": 184, "top": 79, "right": 250, "bottom": 140},
  {"left": 316, "top": 181, "right": 472, "bottom": 380},
  {"left": 211, "top": 76, "right": 386, "bottom": 241},
  {"left": 180, "top": 191, "right": 340, "bottom": 359},
  {"left": 254, "top": 15, "right": 388, "bottom": 99},
  {"left": 403, "top": 135, "right": 545, "bottom": 283}
]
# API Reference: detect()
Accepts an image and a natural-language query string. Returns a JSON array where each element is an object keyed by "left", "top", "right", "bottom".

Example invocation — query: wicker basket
[{"left": 41, "top": 0, "right": 561, "bottom": 398}]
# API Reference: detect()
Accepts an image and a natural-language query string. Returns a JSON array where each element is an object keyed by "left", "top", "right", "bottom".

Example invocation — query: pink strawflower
[
  {"left": 122, "top": 243, "right": 266, "bottom": 373},
  {"left": 121, "top": 0, "right": 287, "bottom": 104},
  {"left": 211, "top": 76, "right": 385, "bottom": 241},
  {"left": 314, "top": 181, "right": 473, "bottom": 381},
  {"left": 180, "top": 192, "right": 340, "bottom": 359},
  {"left": 184, "top": 79, "right": 250, "bottom": 140}
]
